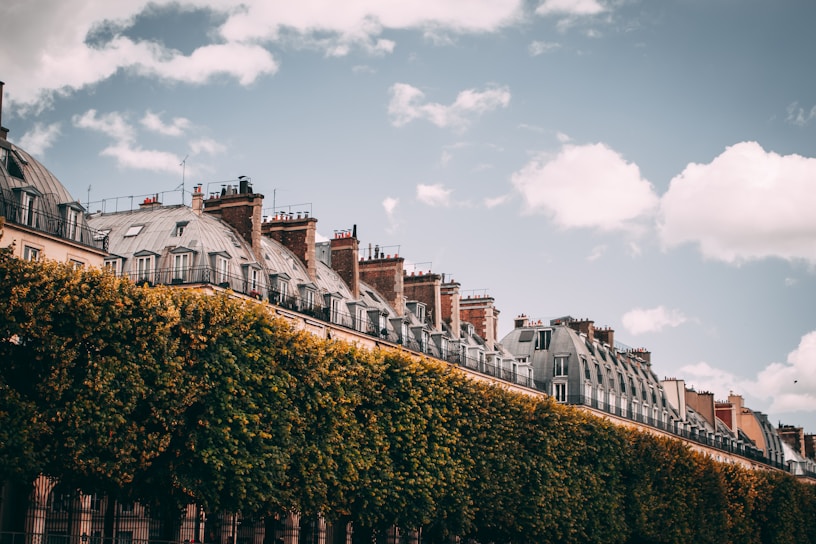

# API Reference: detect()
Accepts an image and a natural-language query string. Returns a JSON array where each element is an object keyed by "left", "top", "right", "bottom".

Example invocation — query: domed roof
[{"left": 0, "top": 142, "right": 81, "bottom": 212}]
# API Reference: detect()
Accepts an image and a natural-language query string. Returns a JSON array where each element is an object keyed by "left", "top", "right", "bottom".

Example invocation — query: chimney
[
  {"left": 191, "top": 184, "right": 204, "bottom": 216},
  {"left": 0, "top": 81, "right": 7, "bottom": 141},
  {"left": 330, "top": 226, "right": 360, "bottom": 299},
  {"left": 514, "top": 315, "right": 530, "bottom": 329},
  {"left": 685, "top": 389, "right": 716, "bottom": 428},
  {"left": 204, "top": 179, "right": 264, "bottom": 259},
  {"left": 359, "top": 252, "right": 405, "bottom": 316},
  {"left": 441, "top": 280, "right": 461, "bottom": 339},
  {"left": 262, "top": 212, "right": 318, "bottom": 282},
  {"left": 633, "top": 348, "right": 651, "bottom": 364},
  {"left": 139, "top": 194, "right": 162, "bottom": 209},
  {"left": 595, "top": 326, "right": 615, "bottom": 348},
  {"left": 660, "top": 378, "right": 686, "bottom": 421},
  {"left": 715, "top": 400, "right": 738, "bottom": 432},
  {"left": 567, "top": 318, "right": 595, "bottom": 341},
  {"left": 460, "top": 294, "right": 499, "bottom": 351},
  {"left": 404, "top": 270, "right": 442, "bottom": 330}
]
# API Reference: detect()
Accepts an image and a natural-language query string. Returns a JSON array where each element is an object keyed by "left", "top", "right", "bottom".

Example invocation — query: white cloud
[
  {"left": 586, "top": 245, "right": 607, "bottom": 262},
  {"left": 383, "top": 196, "right": 399, "bottom": 232},
  {"left": 536, "top": 0, "right": 606, "bottom": 16},
  {"left": 511, "top": 142, "right": 659, "bottom": 231},
  {"left": 528, "top": 40, "right": 561, "bottom": 55},
  {"left": 388, "top": 83, "right": 511, "bottom": 130},
  {"left": 189, "top": 138, "right": 226, "bottom": 156},
  {"left": 484, "top": 194, "right": 510, "bottom": 208},
  {"left": 73, "top": 110, "right": 135, "bottom": 142},
  {"left": 621, "top": 306, "right": 687, "bottom": 335},
  {"left": 16, "top": 122, "right": 62, "bottom": 157},
  {"left": 680, "top": 331, "right": 816, "bottom": 416},
  {"left": 100, "top": 143, "right": 184, "bottom": 174},
  {"left": 2, "top": 0, "right": 524, "bottom": 109},
  {"left": 417, "top": 183, "right": 453, "bottom": 207},
  {"left": 786, "top": 101, "right": 816, "bottom": 127},
  {"left": 140, "top": 111, "right": 191, "bottom": 137},
  {"left": 658, "top": 141, "right": 816, "bottom": 264},
  {"left": 72, "top": 108, "right": 224, "bottom": 173},
  {"left": 73, "top": 109, "right": 188, "bottom": 174}
]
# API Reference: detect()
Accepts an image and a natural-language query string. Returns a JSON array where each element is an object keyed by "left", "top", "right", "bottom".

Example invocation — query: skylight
[{"left": 124, "top": 225, "right": 144, "bottom": 237}]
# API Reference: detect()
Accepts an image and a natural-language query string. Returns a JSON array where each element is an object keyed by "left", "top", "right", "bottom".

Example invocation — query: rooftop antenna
[
  {"left": 180, "top": 155, "right": 189, "bottom": 205},
  {"left": 86, "top": 185, "right": 92, "bottom": 209}
]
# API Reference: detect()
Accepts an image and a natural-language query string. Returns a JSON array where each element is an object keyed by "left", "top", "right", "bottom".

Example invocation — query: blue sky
[{"left": 3, "top": 0, "right": 816, "bottom": 430}]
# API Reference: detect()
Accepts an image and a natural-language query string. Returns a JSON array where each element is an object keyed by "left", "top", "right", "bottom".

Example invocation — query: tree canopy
[{"left": 1, "top": 251, "right": 814, "bottom": 544}]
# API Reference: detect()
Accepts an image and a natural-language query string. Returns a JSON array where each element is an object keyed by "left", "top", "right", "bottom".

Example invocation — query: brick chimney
[
  {"left": 715, "top": 400, "right": 738, "bottom": 432},
  {"left": 330, "top": 226, "right": 359, "bottom": 299},
  {"left": 567, "top": 318, "right": 595, "bottom": 341},
  {"left": 191, "top": 184, "right": 204, "bottom": 216},
  {"left": 404, "top": 270, "right": 442, "bottom": 330},
  {"left": 262, "top": 212, "right": 318, "bottom": 282},
  {"left": 595, "top": 326, "right": 615, "bottom": 348},
  {"left": 359, "top": 252, "right": 405, "bottom": 316},
  {"left": 460, "top": 294, "right": 499, "bottom": 351},
  {"left": 441, "top": 280, "right": 461, "bottom": 339},
  {"left": 685, "top": 389, "right": 716, "bottom": 428},
  {"left": 204, "top": 179, "right": 264, "bottom": 260},
  {"left": 514, "top": 315, "right": 530, "bottom": 329}
]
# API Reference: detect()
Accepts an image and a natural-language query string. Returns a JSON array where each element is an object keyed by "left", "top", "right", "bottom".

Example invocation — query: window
[
  {"left": 356, "top": 307, "right": 368, "bottom": 332},
  {"left": 136, "top": 255, "right": 153, "bottom": 283},
  {"left": 20, "top": 191, "right": 35, "bottom": 226},
  {"left": 536, "top": 329, "right": 552, "bottom": 350},
  {"left": 303, "top": 288, "right": 315, "bottom": 309},
  {"left": 215, "top": 256, "right": 229, "bottom": 285},
  {"left": 174, "top": 221, "right": 189, "bottom": 237},
  {"left": 583, "top": 359, "right": 592, "bottom": 380},
  {"left": 23, "top": 245, "right": 40, "bottom": 261},
  {"left": 279, "top": 281, "right": 289, "bottom": 301},
  {"left": 65, "top": 207, "right": 79, "bottom": 240},
  {"left": 553, "top": 355, "right": 569, "bottom": 376},
  {"left": 595, "top": 363, "right": 604, "bottom": 384},
  {"left": 70, "top": 259, "right": 84, "bottom": 269},
  {"left": 124, "top": 224, "right": 144, "bottom": 237},
  {"left": 331, "top": 297, "right": 341, "bottom": 323},
  {"left": 104, "top": 258, "right": 121, "bottom": 275},
  {"left": 618, "top": 372, "right": 626, "bottom": 394},
  {"left": 249, "top": 268, "right": 259, "bottom": 292},
  {"left": 553, "top": 382, "right": 567, "bottom": 402},
  {"left": 173, "top": 253, "right": 190, "bottom": 282}
]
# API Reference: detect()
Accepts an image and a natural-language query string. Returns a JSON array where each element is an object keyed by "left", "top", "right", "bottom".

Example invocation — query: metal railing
[{"left": 0, "top": 194, "right": 108, "bottom": 251}]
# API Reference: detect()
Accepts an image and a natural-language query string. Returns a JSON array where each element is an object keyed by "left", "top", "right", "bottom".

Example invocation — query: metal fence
[{"left": 0, "top": 193, "right": 108, "bottom": 251}]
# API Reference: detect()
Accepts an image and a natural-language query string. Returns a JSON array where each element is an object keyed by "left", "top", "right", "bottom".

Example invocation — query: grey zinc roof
[
  {"left": 88, "top": 206, "right": 262, "bottom": 272},
  {"left": 1, "top": 144, "right": 77, "bottom": 206}
]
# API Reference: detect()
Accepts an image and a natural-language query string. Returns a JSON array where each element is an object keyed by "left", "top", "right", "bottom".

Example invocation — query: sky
[{"left": 3, "top": 0, "right": 816, "bottom": 431}]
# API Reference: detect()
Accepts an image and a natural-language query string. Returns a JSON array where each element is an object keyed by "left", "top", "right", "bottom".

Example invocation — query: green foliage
[{"left": 1, "top": 254, "right": 815, "bottom": 542}]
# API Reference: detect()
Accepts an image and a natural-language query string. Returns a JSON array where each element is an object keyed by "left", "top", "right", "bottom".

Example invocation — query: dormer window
[
  {"left": 174, "top": 221, "right": 189, "bottom": 237},
  {"left": 298, "top": 283, "right": 317, "bottom": 310},
  {"left": 13, "top": 187, "right": 41, "bottom": 227},
  {"left": 553, "top": 355, "right": 569, "bottom": 377},
  {"left": 59, "top": 202, "right": 84, "bottom": 241},
  {"left": 209, "top": 251, "right": 231, "bottom": 286},
  {"left": 133, "top": 250, "right": 158, "bottom": 285},
  {"left": 536, "top": 329, "right": 552, "bottom": 350}
]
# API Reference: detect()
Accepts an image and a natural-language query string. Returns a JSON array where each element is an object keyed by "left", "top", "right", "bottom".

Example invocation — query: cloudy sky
[{"left": 3, "top": 0, "right": 816, "bottom": 430}]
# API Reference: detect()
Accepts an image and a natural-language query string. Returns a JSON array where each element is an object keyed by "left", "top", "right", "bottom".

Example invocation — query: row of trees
[{"left": 1, "top": 251, "right": 815, "bottom": 543}]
